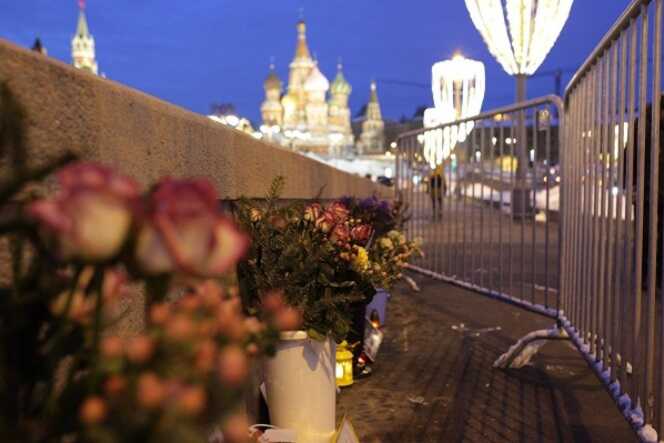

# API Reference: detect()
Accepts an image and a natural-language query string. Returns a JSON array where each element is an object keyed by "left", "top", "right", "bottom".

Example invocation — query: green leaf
[{"left": 306, "top": 328, "right": 326, "bottom": 341}]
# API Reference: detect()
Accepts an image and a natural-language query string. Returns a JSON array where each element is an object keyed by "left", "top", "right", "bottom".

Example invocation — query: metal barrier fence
[
  {"left": 396, "top": 96, "right": 563, "bottom": 319},
  {"left": 562, "top": 0, "right": 663, "bottom": 438},
  {"left": 396, "top": 0, "right": 664, "bottom": 439}
]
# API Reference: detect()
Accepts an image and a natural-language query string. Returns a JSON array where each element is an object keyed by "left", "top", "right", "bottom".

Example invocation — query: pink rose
[
  {"left": 135, "top": 179, "right": 248, "bottom": 277},
  {"left": 303, "top": 203, "right": 321, "bottom": 222},
  {"left": 326, "top": 201, "right": 349, "bottom": 223},
  {"left": 314, "top": 211, "right": 336, "bottom": 233},
  {"left": 351, "top": 224, "right": 373, "bottom": 244},
  {"left": 329, "top": 223, "right": 350, "bottom": 244},
  {"left": 28, "top": 162, "right": 139, "bottom": 262}
]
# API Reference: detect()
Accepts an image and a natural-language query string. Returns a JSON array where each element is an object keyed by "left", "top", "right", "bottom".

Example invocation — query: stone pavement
[{"left": 336, "top": 273, "right": 637, "bottom": 442}]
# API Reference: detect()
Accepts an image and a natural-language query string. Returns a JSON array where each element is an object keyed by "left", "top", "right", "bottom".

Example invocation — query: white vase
[{"left": 264, "top": 331, "right": 336, "bottom": 443}]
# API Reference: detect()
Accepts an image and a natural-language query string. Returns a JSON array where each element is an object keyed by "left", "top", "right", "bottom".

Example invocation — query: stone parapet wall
[{"left": 0, "top": 39, "right": 389, "bottom": 201}]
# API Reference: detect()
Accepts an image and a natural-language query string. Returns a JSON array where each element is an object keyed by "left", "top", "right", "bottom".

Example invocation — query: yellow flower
[
  {"left": 353, "top": 246, "right": 369, "bottom": 271},
  {"left": 379, "top": 237, "right": 394, "bottom": 251}
]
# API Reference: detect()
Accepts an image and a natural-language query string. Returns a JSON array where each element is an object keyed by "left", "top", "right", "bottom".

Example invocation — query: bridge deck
[{"left": 337, "top": 274, "right": 637, "bottom": 442}]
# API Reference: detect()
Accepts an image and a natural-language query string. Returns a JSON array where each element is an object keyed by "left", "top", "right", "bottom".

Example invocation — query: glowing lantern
[
  {"left": 464, "top": 0, "right": 573, "bottom": 101},
  {"left": 464, "top": 0, "right": 572, "bottom": 216},
  {"left": 335, "top": 341, "right": 354, "bottom": 387},
  {"left": 423, "top": 53, "right": 485, "bottom": 168}
]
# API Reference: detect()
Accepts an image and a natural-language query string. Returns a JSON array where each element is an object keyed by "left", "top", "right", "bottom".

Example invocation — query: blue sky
[{"left": 1, "top": 0, "right": 629, "bottom": 123}]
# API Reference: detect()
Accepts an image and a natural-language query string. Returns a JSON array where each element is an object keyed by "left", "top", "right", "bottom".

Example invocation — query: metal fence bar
[
  {"left": 646, "top": 0, "right": 662, "bottom": 426},
  {"left": 635, "top": 3, "right": 649, "bottom": 411},
  {"left": 625, "top": 15, "right": 639, "bottom": 404}
]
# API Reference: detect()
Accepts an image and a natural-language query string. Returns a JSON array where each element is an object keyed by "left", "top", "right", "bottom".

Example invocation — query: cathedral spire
[{"left": 295, "top": 19, "right": 311, "bottom": 60}]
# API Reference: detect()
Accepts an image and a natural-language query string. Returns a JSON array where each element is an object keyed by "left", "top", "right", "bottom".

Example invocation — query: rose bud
[
  {"left": 100, "top": 336, "right": 124, "bottom": 359},
  {"left": 267, "top": 214, "right": 288, "bottom": 230},
  {"left": 220, "top": 316, "right": 247, "bottom": 341},
  {"left": 314, "top": 211, "right": 335, "bottom": 233},
  {"left": 137, "top": 372, "right": 165, "bottom": 409},
  {"left": 179, "top": 295, "right": 201, "bottom": 312},
  {"left": 329, "top": 223, "right": 350, "bottom": 245},
  {"left": 303, "top": 203, "right": 321, "bottom": 222},
  {"left": 149, "top": 303, "right": 170, "bottom": 325},
  {"left": 134, "top": 179, "right": 248, "bottom": 278},
  {"left": 275, "top": 307, "right": 302, "bottom": 331},
  {"left": 261, "top": 291, "right": 284, "bottom": 313},
  {"left": 126, "top": 335, "right": 155, "bottom": 363},
  {"left": 223, "top": 413, "right": 250, "bottom": 443},
  {"left": 28, "top": 162, "right": 139, "bottom": 262},
  {"left": 177, "top": 386, "right": 207, "bottom": 416},
  {"left": 244, "top": 317, "right": 264, "bottom": 335},
  {"left": 326, "top": 201, "right": 350, "bottom": 223},
  {"left": 350, "top": 224, "right": 373, "bottom": 244},
  {"left": 246, "top": 343, "right": 259, "bottom": 356},
  {"left": 197, "top": 319, "right": 218, "bottom": 337},
  {"left": 218, "top": 345, "right": 248, "bottom": 385},
  {"left": 79, "top": 396, "right": 107, "bottom": 424},
  {"left": 104, "top": 375, "right": 127, "bottom": 397},
  {"left": 166, "top": 315, "right": 194, "bottom": 342},
  {"left": 195, "top": 340, "right": 217, "bottom": 373},
  {"left": 102, "top": 267, "right": 128, "bottom": 303}
]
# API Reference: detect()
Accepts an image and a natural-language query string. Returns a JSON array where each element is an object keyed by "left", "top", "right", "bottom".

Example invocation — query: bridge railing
[
  {"left": 397, "top": 0, "right": 664, "bottom": 440},
  {"left": 396, "top": 96, "right": 563, "bottom": 319},
  {"left": 563, "top": 0, "right": 663, "bottom": 437}
]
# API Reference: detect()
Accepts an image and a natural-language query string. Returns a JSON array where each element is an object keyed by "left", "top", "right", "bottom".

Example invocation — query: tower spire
[{"left": 72, "top": 0, "right": 98, "bottom": 74}]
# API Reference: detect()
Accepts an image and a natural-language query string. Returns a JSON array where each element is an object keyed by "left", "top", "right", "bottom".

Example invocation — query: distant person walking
[{"left": 429, "top": 166, "right": 447, "bottom": 220}]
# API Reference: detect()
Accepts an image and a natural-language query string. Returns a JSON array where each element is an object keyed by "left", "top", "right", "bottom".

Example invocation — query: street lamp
[
  {"left": 464, "top": 0, "right": 572, "bottom": 217},
  {"left": 464, "top": 0, "right": 573, "bottom": 102},
  {"left": 423, "top": 53, "right": 485, "bottom": 168}
]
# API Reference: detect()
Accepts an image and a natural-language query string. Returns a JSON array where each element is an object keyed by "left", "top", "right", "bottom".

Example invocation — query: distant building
[
  {"left": 71, "top": 1, "right": 98, "bottom": 75},
  {"left": 259, "top": 18, "right": 353, "bottom": 156},
  {"left": 31, "top": 38, "right": 47, "bottom": 55},
  {"left": 356, "top": 81, "right": 385, "bottom": 154}
]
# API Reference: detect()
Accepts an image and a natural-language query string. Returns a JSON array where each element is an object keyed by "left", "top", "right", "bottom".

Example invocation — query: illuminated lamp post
[
  {"left": 423, "top": 53, "right": 485, "bottom": 169},
  {"left": 464, "top": 0, "right": 573, "bottom": 216}
]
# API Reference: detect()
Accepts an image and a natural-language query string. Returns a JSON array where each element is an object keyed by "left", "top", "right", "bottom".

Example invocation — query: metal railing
[
  {"left": 396, "top": 96, "right": 563, "bottom": 319},
  {"left": 562, "top": 0, "right": 663, "bottom": 438},
  {"left": 396, "top": 0, "right": 664, "bottom": 440}
]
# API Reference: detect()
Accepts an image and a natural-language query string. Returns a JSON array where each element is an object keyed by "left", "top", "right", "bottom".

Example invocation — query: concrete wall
[
  {"left": 0, "top": 39, "right": 389, "bottom": 200},
  {"left": 0, "top": 39, "right": 392, "bottom": 337}
]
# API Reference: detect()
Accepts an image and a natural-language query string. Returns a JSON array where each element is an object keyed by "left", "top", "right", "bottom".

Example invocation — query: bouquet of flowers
[
  {"left": 236, "top": 178, "right": 377, "bottom": 342},
  {"left": 0, "top": 152, "right": 287, "bottom": 441},
  {"left": 339, "top": 196, "right": 421, "bottom": 290}
]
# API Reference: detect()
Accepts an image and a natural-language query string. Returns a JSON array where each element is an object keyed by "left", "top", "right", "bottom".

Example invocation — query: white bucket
[{"left": 264, "top": 331, "right": 336, "bottom": 443}]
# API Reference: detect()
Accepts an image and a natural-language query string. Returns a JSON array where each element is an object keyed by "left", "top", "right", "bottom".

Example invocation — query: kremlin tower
[
  {"left": 357, "top": 80, "right": 385, "bottom": 154},
  {"left": 71, "top": 0, "right": 98, "bottom": 75}
]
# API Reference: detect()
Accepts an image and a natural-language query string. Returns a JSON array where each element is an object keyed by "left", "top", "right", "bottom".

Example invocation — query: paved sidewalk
[{"left": 336, "top": 273, "right": 637, "bottom": 442}]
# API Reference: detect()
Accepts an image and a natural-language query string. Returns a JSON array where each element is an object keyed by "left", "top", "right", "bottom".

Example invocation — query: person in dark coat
[
  {"left": 429, "top": 166, "right": 447, "bottom": 220},
  {"left": 628, "top": 96, "right": 664, "bottom": 291}
]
